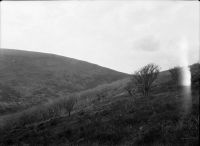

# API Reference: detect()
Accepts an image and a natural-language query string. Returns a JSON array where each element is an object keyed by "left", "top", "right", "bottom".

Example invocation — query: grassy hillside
[
  {"left": 0, "top": 49, "right": 128, "bottom": 113},
  {"left": 0, "top": 63, "right": 199, "bottom": 145}
]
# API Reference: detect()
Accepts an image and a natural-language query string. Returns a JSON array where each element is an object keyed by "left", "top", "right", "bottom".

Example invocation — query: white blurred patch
[
  {"left": 179, "top": 37, "right": 191, "bottom": 86},
  {"left": 179, "top": 37, "right": 192, "bottom": 114}
]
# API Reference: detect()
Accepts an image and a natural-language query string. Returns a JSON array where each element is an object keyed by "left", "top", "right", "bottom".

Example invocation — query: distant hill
[{"left": 0, "top": 49, "right": 128, "bottom": 103}]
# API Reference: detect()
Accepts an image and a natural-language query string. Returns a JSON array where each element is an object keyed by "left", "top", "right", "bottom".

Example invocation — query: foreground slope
[
  {"left": 0, "top": 49, "right": 128, "bottom": 104},
  {"left": 0, "top": 63, "right": 199, "bottom": 145}
]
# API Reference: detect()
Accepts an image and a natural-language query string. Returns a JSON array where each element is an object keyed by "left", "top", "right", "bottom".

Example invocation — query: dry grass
[{"left": 0, "top": 78, "right": 129, "bottom": 132}]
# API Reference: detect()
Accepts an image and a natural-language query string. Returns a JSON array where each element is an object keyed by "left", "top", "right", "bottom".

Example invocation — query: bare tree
[
  {"left": 169, "top": 66, "right": 181, "bottom": 85},
  {"left": 133, "top": 63, "right": 160, "bottom": 96},
  {"left": 63, "top": 96, "right": 77, "bottom": 117}
]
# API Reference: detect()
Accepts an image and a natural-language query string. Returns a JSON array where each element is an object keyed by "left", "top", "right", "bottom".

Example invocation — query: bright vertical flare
[
  {"left": 180, "top": 37, "right": 191, "bottom": 86},
  {"left": 179, "top": 37, "right": 192, "bottom": 115}
]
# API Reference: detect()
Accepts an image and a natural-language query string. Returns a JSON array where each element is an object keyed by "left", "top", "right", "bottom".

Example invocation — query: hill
[
  {"left": 0, "top": 49, "right": 128, "bottom": 104},
  {"left": 0, "top": 63, "right": 199, "bottom": 145}
]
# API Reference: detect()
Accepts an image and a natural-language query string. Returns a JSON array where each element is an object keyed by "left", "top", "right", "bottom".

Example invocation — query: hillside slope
[
  {"left": 0, "top": 49, "right": 128, "bottom": 103},
  {"left": 0, "top": 63, "right": 199, "bottom": 145}
]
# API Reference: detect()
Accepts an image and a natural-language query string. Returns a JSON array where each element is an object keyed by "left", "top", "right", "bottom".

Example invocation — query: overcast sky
[{"left": 1, "top": 1, "right": 199, "bottom": 73}]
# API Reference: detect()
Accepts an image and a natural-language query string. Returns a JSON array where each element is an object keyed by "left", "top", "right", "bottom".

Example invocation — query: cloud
[
  {"left": 133, "top": 36, "right": 160, "bottom": 52},
  {"left": 1, "top": 1, "right": 199, "bottom": 73}
]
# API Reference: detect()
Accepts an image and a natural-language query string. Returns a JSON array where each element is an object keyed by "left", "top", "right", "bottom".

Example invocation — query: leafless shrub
[{"left": 133, "top": 63, "right": 160, "bottom": 96}]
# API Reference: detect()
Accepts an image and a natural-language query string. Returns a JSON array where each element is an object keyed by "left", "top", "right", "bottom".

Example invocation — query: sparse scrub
[
  {"left": 0, "top": 95, "right": 78, "bottom": 132},
  {"left": 0, "top": 79, "right": 127, "bottom": 132}
]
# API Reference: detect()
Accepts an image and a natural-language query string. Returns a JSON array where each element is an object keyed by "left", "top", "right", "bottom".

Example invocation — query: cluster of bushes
[
  {"left": 121, "top": 63, "right": 199, "bottom": 145},
  {"left": 126, "top": 63, "right": 199, "bottom": 97},
  {"left": 0, "top": 95, "right": 77, "bottom": 133},
  {"left": 0, "top": 78, "right": 127, "bottom": 134}
]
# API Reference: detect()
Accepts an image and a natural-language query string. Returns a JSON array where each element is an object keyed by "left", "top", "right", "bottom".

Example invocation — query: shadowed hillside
[{"left": 0, "top": 49, "right": 128, "bottom": 103}]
